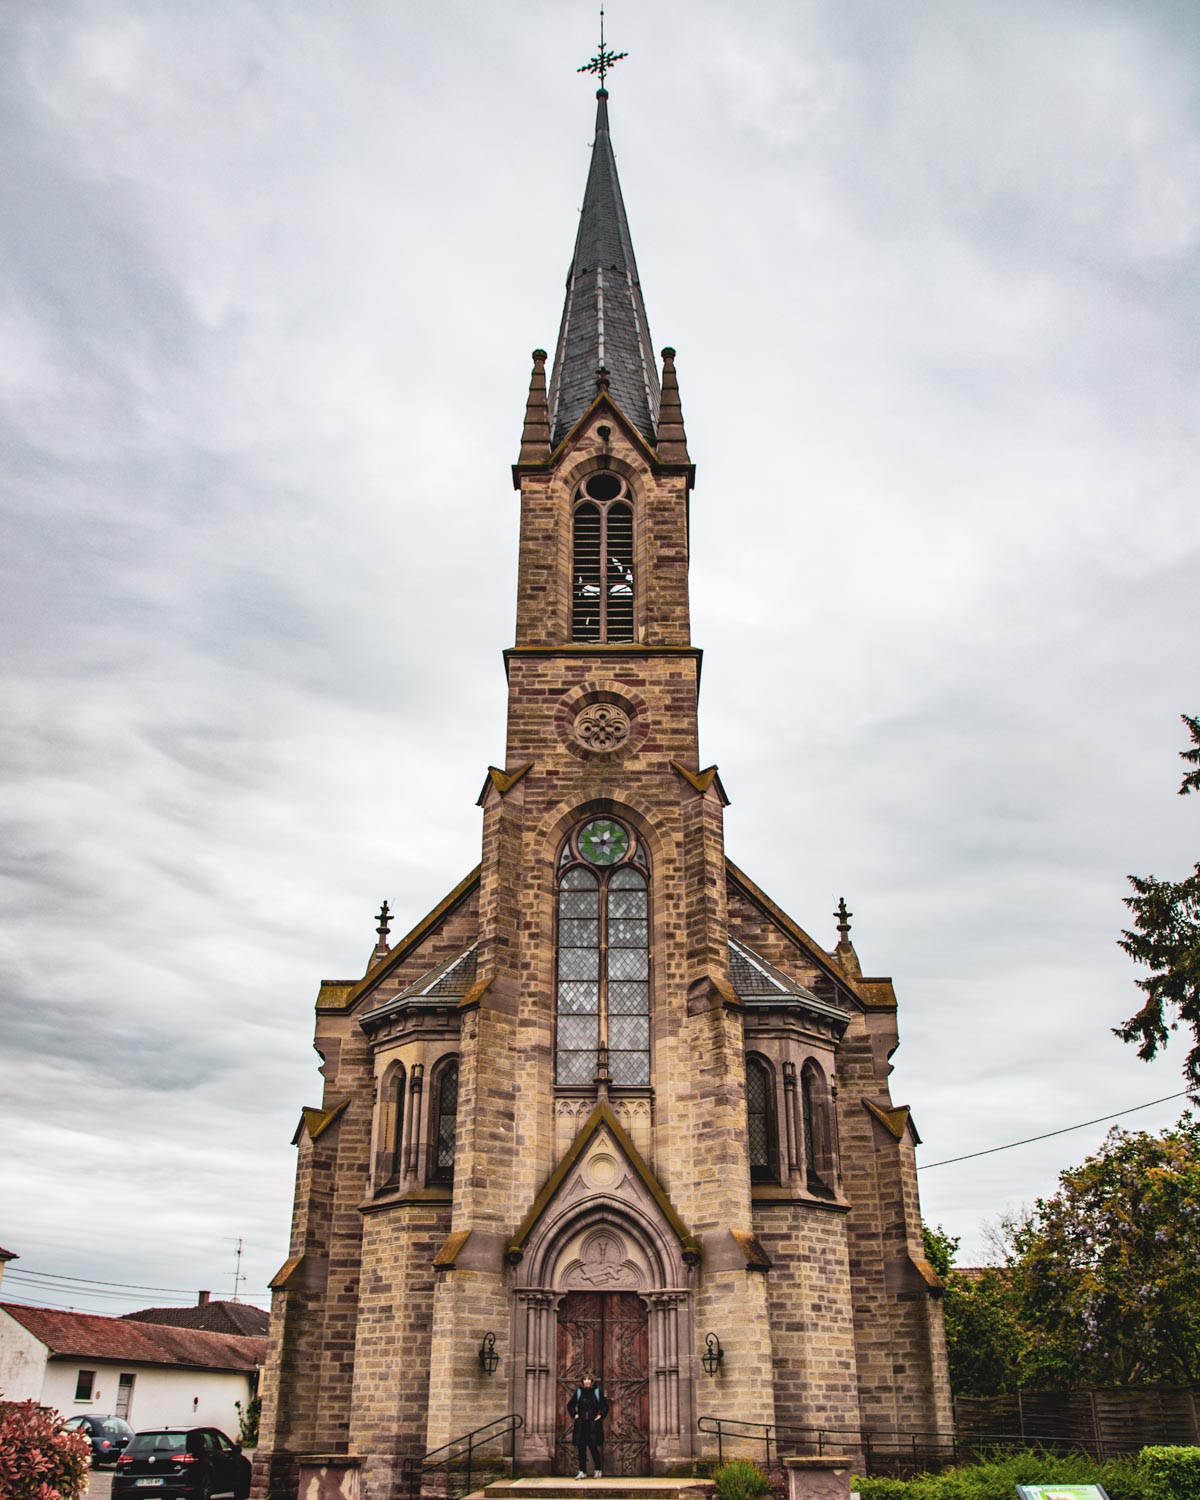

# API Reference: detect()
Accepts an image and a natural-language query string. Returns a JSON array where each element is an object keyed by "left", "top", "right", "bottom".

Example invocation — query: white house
[{"left": 0, "top": 1302, "right": 264, "bottom": 1436}]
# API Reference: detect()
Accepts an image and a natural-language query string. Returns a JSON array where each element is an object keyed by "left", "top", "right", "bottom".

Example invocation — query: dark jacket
[{"left": 568, "top": 1383, "right": 610, "bottom": 1446}]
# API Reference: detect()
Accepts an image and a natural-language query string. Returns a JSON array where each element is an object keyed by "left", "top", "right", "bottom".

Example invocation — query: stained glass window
[
  {"left": 579, "top": 819, "right": 629, "bottom": 865},
  {"left": 746, "top": 1057, "right": 775, "bottom": 1182},
  {"left": 429, "top": 1059, "right": 458, "bottom": 1183},
  {"left": 556, "top": 823, "right": 650, "bottom": 1086}
]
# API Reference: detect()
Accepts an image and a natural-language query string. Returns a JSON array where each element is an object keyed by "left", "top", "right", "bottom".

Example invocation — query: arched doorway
[
  {"left": 508, "top": 1115, "right": 698, "bottom": 1474},
  {"left": 555, "top": 1290, "right": 649, "bottom": 1475}
]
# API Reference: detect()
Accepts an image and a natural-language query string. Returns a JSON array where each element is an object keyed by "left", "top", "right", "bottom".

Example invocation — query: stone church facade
[{"left": 253, "top": 87, "right": 951, "bottom": 1500}]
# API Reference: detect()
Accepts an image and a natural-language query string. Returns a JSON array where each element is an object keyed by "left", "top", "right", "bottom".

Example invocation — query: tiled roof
[
  {"left": 0, "top": 1304, "right": 265, "bottom": 1372},
  {"left": 119, "top": 1301, "right": 270, "bottom": 1338},
  {"left": 0, "top": 1246, "right": 17, "bottom": 1261},
  {"left": 729, "top": 938, "right": 850, "bottom": 1020},
  {"left": 547, "top": 90, "right": 660, "bottom": 448},
  {"left": 362, "top": 944, "right": 478, "bottom": 1023}
]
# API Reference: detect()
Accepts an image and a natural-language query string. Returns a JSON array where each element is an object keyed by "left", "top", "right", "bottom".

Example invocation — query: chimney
[{"left": 198, "top": 1290, "right": 211, "bottom": 1306}]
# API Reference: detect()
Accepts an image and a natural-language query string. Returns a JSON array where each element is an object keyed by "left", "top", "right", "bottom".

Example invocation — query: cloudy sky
[{"left": 2, "top": 1, "right": 1197, "bottom": 1317}]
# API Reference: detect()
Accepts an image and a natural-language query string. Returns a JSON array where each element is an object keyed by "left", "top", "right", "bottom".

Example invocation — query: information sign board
[{"left": 1015, "top": 1486, "right": 1110, "bottom": 1500}]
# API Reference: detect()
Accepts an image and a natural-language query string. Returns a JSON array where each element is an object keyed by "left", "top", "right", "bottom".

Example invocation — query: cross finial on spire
[
  {"left": 835, "top": 897, "right": 853, "bottom": 940},
  {"left": 578, "top": 7, "right": 627, "bottom": 92},
  {"left": 375, "top": 900, "right": 392, "bottom": 944}
]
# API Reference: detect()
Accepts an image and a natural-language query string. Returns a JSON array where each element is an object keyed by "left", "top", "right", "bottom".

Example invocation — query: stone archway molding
[{"left": 507, "top": 1101, "right": 700, "bottom": 1472}]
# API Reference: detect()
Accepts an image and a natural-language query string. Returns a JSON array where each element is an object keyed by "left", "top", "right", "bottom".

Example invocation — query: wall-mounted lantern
[
  {"left": 478, "top": 1332, "right": 499, "bottom": 1376},
  {"left": 701, "top": 1332, "right": 724, "bottom": 1377}
]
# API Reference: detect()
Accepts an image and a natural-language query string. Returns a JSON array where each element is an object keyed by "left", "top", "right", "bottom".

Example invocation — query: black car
[
  {"left": 62, "top": 1414, "right": 134, "bottom": 1467},
  {"left": 112, "top": 1426, "right": 251, "bottom": 1499}
]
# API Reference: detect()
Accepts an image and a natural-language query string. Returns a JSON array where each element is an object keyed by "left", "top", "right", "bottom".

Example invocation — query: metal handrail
[
  {"left": 698, "top": 1414, "right": 1108, "bottom": 1474},
  {"left": 402, "top": 1413, "right": 524, "bottom": 1500}
]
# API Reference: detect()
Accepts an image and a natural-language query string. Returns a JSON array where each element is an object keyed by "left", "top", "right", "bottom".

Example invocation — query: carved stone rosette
[{"left": 574, "top": 702, "right": 631, "bottom": 751}]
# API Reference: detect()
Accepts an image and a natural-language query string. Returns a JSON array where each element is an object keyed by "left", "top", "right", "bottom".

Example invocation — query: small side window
[
  {"left": 428, "top": 1058, "right": 459, "bottom": 1185},
  {"left": 746, "top": 1056, "right": 778, "bottom": 1183},
  {"left": 74, "top": 1370, "right": 95, "bottom": 1401}
]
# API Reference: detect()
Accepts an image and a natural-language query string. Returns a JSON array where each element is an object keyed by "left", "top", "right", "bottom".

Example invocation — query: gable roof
[
  {"left": 0, "top": 1304, "right": 265, "bottom": 1372},
  {"left": 119, "top": 1301, "right": 269, "bottom": 1338},
  {"left": 727, "top": 858, "right": 897, "bottom": 1011},
  {"left": 319, "top": 866, "right": 480, "bottom": 1015},
  {"left": 507, "top": 1099, "right": 699, "bottom": 1263}
]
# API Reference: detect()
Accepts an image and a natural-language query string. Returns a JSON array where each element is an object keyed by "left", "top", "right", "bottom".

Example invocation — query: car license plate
[{"left": 135, "top": 1481, "right": 164, "bottom": 1488}]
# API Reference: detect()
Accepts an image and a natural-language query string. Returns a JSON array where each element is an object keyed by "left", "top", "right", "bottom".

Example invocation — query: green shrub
[
  {"left": 1140, "top": 1446, "right": 1200, "bottom": 1500},
  {"left": 712, "top": 1458, "right": 773, "bottom": 1500},
  {"left": 235, "top": 1393, "right": 261, "bottom": 1447},
  {"left": 852, "top": 1448, "right": 1149, "bottom": 1500}
]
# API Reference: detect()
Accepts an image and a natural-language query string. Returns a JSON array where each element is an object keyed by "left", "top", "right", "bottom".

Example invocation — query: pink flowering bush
[{"left": 0, "top": 1397, "right": 91, "bottom": 1499}]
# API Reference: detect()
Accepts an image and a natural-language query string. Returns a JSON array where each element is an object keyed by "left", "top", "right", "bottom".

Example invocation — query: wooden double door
[{"left": 555, "top": 1291, "right": 649, "bottom": 1476}]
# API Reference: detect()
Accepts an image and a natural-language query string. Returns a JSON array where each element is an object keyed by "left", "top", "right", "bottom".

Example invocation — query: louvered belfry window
[
  {"left": 556, "top": 818, "right": 650, "bottom": 1087},
  {"left": 572, "top": 472, "right": 635, "bottom": 643}
]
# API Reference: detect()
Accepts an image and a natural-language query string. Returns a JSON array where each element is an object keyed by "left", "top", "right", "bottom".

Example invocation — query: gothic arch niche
[
  {"left": 801, "top": 1057, "right": 836, "bottom": 1197},
  {"left": 510, "top": 1129, "right": 696, "bottom": 1474}
]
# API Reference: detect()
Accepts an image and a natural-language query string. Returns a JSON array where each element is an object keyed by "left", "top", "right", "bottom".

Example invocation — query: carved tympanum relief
[{"left": 557, "top": 1226, "right": 647, "bottom": 1290}]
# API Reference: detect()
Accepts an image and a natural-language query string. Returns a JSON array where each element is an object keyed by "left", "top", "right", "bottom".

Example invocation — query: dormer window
[{"left": 572, "top": 473, "right": 634, "bottom": 643}]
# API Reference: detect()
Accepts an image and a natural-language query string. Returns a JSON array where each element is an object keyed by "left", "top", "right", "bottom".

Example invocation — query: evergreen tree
[{"left": 1116, "top": 714, "right": 1200, "bottom": 1085}]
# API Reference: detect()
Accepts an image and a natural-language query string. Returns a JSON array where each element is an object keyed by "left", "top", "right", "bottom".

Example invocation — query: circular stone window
[{"left": 577, "top": 819, "right": 629, "bottom": 866}]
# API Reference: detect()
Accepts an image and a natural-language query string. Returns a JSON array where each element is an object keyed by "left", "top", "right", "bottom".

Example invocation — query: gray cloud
[{"left": 1, "top": 2, "right": 1197, "bottom": 1308}]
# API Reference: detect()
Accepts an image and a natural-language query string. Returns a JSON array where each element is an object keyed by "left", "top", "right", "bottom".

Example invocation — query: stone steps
[{"left": 481, "top": 1479, "right": 715, "bottom": 1500}]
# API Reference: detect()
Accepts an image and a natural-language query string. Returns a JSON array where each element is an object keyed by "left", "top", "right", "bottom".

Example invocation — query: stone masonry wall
[
  {"left": 348, "top": 1201, "right": 452, "bottom": 1500},
  {"left": 836, "top": 1018, "right": 952, "bottom": 1439},
  {"left": 752, "top": 1201, "right": 861, "bottom": 1436}
]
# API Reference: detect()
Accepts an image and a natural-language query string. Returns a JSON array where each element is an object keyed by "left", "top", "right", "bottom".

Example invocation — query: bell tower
[{"left": 435, "top": 77, "right": 778, "bottom": 1469}]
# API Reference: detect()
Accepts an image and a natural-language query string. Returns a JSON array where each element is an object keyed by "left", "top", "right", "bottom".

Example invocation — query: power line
[
  {"left": 4, "top": 1274, "right": 195, "bottom": 1304},
  {"left": 0, "top": 1292, "right": 118, "bottom": 1314},
  {"left": 918, "top": 1089, "right": 1194, "bottom": 1170},
  {"left": 4, "top": 1268, "right": 195, "bottom": 1294}
]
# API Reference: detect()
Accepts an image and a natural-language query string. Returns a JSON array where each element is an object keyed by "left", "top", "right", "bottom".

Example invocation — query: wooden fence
[{"left": 954, "top": 1386, "right": 1200, "bottom": 1458}]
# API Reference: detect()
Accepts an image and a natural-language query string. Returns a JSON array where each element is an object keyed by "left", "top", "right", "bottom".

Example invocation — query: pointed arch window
[
  {"left": 428, "top": 1058, "right": 459, "bottom": 1185},
  {"left": 746, "top": 1056, "right": 777, "bottom": 1183},
  {"left": 556, "top": 818, "right": 650, "bottom": 1086},
  {"left": 572, "top": 473, "right": 634, "bottom": 643}
]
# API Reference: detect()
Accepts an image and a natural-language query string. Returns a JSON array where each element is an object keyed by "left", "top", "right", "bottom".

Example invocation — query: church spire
[{"left": 546, "top": 86, "right": 661, "bottom": 449}]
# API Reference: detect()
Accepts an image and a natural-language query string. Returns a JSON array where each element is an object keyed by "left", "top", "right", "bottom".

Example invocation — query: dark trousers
[{"left": 575, "top": 1436, "right": 603, "bottom": 1471}]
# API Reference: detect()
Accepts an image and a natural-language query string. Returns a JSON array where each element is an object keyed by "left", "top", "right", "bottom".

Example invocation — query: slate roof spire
[{"left": 547, "top": 88, "right": 661, "bottom": 449}]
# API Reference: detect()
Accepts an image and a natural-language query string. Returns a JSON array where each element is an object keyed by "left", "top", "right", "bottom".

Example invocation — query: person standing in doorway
[{"left": 568, "top": 1372, "right": 609, "bottom": 1478}]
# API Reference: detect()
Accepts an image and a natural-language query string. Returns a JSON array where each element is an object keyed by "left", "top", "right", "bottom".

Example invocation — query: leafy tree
[
  {"left": 1117, "top": 713, "right": 1200, "bottom": 1086},
  {"left": 925, "top": 1113, "right": 1200, "bottom": 1394},
  {"left": 923, "top": 1223, "right": 1025, "bottom": 1397},
  {"left": 1008, "top": 1113, "right": 1200, "bottom": 1387}
]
